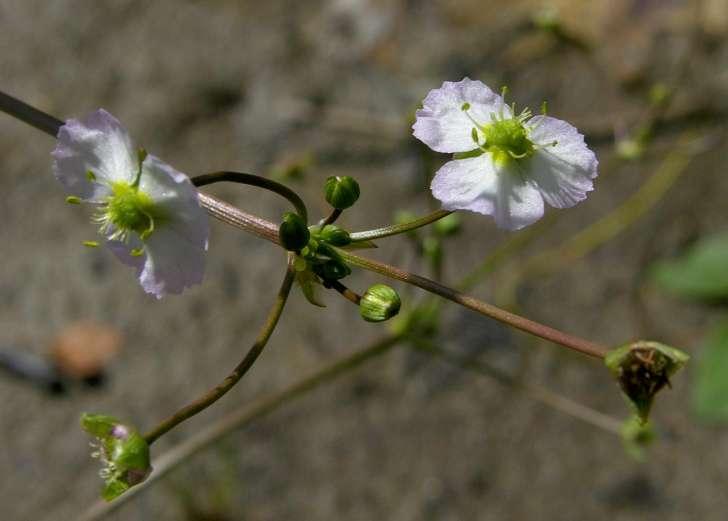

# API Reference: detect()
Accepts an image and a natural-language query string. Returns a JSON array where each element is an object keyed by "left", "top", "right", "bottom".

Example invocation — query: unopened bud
[
  {"left": 279, "top": 212, "right": 310, "bottom": 251},
  {"left": 324, "top": 176, "right": 360, "bottom": 210},
  {"left": 318, "top": 225, "right": 351, "bottom": 246},
  {"left": 360, "top": 284, "right": 401, "bottom": 322}
]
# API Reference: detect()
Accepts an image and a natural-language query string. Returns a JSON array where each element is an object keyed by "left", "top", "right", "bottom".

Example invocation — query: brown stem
[
  {"left": 143, "top": 259, "right": 295, "bottom": 445},
  {"left": 320, "top": 208, "right": 342, "bottom": 226},
  {"left": 337, "top": 249, "right": 608, "bottom": 359},
  {"left": 327, "top": 279, "right": 362, "bottom": 305}
]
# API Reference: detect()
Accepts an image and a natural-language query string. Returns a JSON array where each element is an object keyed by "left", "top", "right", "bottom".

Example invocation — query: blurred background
[{"left": 1, "top": 0, "right": 727, "bottom": 519}]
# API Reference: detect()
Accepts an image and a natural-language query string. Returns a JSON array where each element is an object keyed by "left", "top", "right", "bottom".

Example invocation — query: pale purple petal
[
  {"left": 106, "top": 235, "right": 145, "bottom": 271},
  {"left": 431, "top": 155, "right": 545, "bottom": 230},
  {"left": 51, "top": 109, "right": 137, "bottom": 201},
  {"left": 493, "top": 165, "right": 545, "bottom": 230},
  {"left": 431, "top": 156, "right": 499, "bottom": 216},
  {"left": 139, "top": 227, "right": 206, "bottom": 298},
  {"left": 526, "top": 115, "right": 598, "bottom": 209},
  {"left": 139, "top": 155, "right": 209, "bottom": 252},
  {"left": 413, "top": 78, "right": 508, "bottom": 153}
]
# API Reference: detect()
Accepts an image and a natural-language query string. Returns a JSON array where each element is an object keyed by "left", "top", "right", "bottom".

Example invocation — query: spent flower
[
  {"left": 413, "top": 78, "right": 598, "bottom": 230},
  {"left": 52, "top": 109, "right": 208, "bottom": 297}
]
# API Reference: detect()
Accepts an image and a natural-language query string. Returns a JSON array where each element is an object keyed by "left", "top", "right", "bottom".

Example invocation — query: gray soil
[{"left": 1, "top": 0, "right": 727, "bottom": 520}]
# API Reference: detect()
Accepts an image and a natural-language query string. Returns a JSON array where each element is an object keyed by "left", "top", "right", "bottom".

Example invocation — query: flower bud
[
  {"left": 318, "top": 225, "right": 351, "bottom": 246},
  {"left": 605, "top": 340, "right": 689, "bottom": 422},
  {"left": 279, "top": 212, "right": 310, "bottom": 251},
  {"left": 324, "top": 176, "right": 360, "bottom": 210},
  {"left": 360, "top": 284, "right": 401, "bottom": 322}
]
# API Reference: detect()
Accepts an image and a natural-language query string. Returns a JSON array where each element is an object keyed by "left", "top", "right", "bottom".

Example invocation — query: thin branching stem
[
  {"left": 337, "top": 248, "right": 608, "bottom": 359},
  {"left": 143, "top": 257, "right": 296, "bottom": 445},
  {"left": 349, "top": 209, "right": 453, "bottom": 242}
]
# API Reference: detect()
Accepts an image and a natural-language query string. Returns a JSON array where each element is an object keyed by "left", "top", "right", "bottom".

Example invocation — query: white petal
[
  {"left": 139, "top": 155, "right": 209, "bottom": 252},
  {"left": 51, "top": 109, "right": 137, "bottom": 201},
  {"left": 526, "top": 115, "right": 598, "bottom": 209},
  {"left": 430, "top": 155, "right": 545, "bottom": 230},
  {"left": 139, "top": 226, "right": 206, "bottom": 298},
  {"left": 493, "top": 166, "right": 545, "bottom": 230},
  {"left": 413, "top": 78, "right": 508, "bottom": 153},
  {"left": 431, "top": 156, "right": 499, "bottom": 215},
  {"left": 106, "top": 236, "right": 146, "bottom": 270}
]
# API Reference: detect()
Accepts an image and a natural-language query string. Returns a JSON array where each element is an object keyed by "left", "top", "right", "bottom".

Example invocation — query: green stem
[
  {"left": 79, "top": 334, "right": 401, "bottom": 520},
  {"left": 337, "top": 248, "right": 608, "bottom": 359},
  {"left": 349, "top": 209, "right": 452, "bottom": 242},
  {"left": 193, "top": 171, "right": 308, "bottom": 223},
  {"left": 143, "top": 258, "right": 296, "bottom": 445}
]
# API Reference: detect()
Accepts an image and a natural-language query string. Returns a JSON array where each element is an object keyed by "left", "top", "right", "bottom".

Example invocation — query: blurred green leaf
[
  {"left": 652, "top": 233, "right": 728, "bottom": 301},
  {"left": 694, "top": 320, "right": 728, "bottom": 422}
]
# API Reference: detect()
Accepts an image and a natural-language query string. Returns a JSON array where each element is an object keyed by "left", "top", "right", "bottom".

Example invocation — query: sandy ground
[{"left": 1, "top": 0, "right": 728, "bottom": 519}]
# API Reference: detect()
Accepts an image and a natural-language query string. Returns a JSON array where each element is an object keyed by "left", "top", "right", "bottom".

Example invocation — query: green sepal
[
  {"left": 605, "top": 341, "right": 689, "bottom": 422},
  {"left": 296, "top": 269, "right": 326, "bottom": 307},
  {"left": 80, "top": 413, "right": 152, "bottom": 502},
  {"left": 340, "top": 240, "right": 378, "bottom": 250},
  {"left": 81, "top": 413, "right": 120, "bottom": 439}
]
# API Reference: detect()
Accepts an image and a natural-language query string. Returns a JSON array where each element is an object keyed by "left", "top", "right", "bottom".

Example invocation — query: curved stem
[
  {"left": 320, "top": 208, "right": 342, "bottom": 226},
  {"left": 349, "top": 209, "right": 452, "bottom": 242},
  {"left": 143, "top": 257, "right": 296, "bottom": 445},
  {"left": 337, "top": 248, "right": 608, "bottom": 359},
  {"left": 79, "top": 334, "right": 401, "bottom": 521},
  {"left": 193, "top": 171, "right": 308, "bottom": 222}
]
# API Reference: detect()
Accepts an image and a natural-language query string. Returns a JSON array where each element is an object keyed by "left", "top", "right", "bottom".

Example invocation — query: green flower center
[
  {"left": 94, "top": 181, "right": 163, "bottom": 246},
  {"left": 106, "top": 182, "right": 155, "bottom": 233},
  {"left": 482, "top": 117, "right": 534, "bottom": 164}
]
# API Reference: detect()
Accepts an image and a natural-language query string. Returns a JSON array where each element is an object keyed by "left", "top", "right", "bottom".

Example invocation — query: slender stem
[
  {"left": 197, "top": 192, "right": 280, "bottom": 244},
  {"left": 320, "top": 208, "right": 342, "bottom": 226},
  {"left": 79, "top": 334, "right": 401, "bottom": 521},
  {"left": 349, "top": 209, "right": 452, "bottom": 242},
  {"left": 414, "top": 342, "right": 621, "bottom": 434},
  {"left": 327, "top": 280, "right": 362, "bottom": 305},
  {"left": 143, "top": 258, "right": 296, "bottom": 445},
  {"left": 193, "top": 171, "right": 308, "bottom": 222},
  {"left": 0, "top": 90, "right": 63, "bottom": 136},
  {"left": 337, "top": 248, "right": 608, "bottom": 359}
]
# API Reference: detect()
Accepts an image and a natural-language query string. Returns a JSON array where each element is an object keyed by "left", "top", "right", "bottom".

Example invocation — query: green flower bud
[
  {"left": 81, "top": 413, "right": 152, "bottom": 501},
  {"left": 605, "top": 340, "right": 689, "bottom": 422},
  {"left": 318, "top": 225, "right": 351, "bottom": 246},
  {"left": 279, "top": 212, "right": 310, "bottom": 251},
  {"left": 360, "top": 284, "right": 401, "bottom": 322},
  {"left": 324, "top": 176, "right": 360, "bottom": 210}
]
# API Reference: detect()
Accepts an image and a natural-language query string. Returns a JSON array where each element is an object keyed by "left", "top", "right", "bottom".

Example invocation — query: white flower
[
  {"left": 52, "top": 109, "right": 209, "bottom": 298},
  {"left": 413, "top": 78, "right": 598, "bottom": 230}
]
